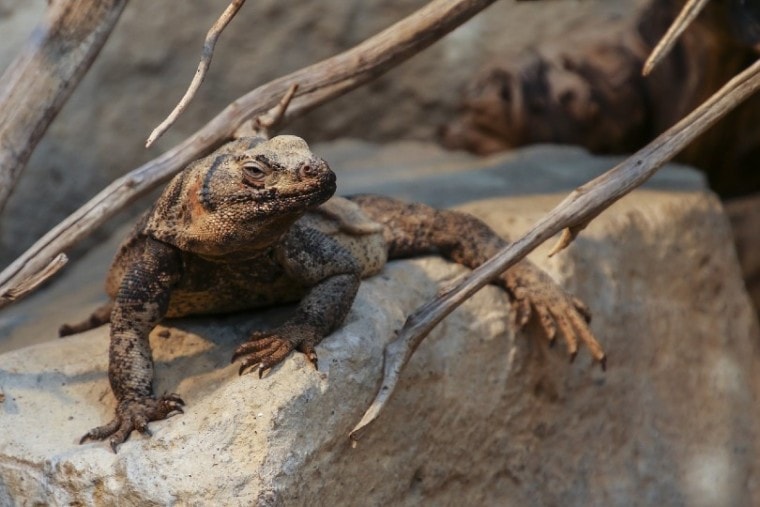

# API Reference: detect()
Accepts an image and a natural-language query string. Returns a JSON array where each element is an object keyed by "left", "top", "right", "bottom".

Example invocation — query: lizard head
[
  {"left": 145, "top": 135, "right": 337, "bottom": 257},
  {"left": 203, "top": 134, "right": 337, "bottom": 212}
]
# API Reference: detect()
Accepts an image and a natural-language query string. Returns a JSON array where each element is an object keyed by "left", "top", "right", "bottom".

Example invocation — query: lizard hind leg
[
  {"left": 346, "top": 194, "right": 506, "bottom": 264},
  {"left": 347, "top": 194, "right": 606, "bottom": 368},
  {"left": 59, "top": 301, "right": 113, "bottom": 337}
]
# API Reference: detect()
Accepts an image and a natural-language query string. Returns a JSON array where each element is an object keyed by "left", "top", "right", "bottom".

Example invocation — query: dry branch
[
  {"left": 350, "top": 58, "right": 760, "bottom": 441},
  {"left": 0, "top": 0, "right": 498, "bottom": 309},
  {"left": 234, "top": 84, "right": 299, "bottom": 139},
  {"left": 145, "top": 0, "right": 247, "bottom": 148},
  {"left": 0, "top": 254, "right": 68, "bottom": 304},
  {"left": 642, "top": 0, "right": 710, "bottom": 76},
  {"left": 0, "top": 0, "right": 127, "bottom": 213}
]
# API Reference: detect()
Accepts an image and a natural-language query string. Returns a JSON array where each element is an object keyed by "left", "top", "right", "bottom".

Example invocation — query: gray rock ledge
[{"left": 0, "top": 143, "right": 757, "bottom": 506}]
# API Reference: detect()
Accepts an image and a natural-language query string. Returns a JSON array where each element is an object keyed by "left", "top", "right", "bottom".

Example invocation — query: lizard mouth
[
  {"left": 222, "top": 174, "right": 336, "bottom": 212},
  {"left": 271, "top": 171, "right": 337, "bottom": 207},
  {"left": 277, "top": 184, "right": 335, "bottom": 208},
  {"left": 277, "top": 171, "right": 336, "bottom": 202}
]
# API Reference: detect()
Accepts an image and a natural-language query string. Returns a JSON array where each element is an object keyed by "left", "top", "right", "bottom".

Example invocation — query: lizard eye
[{"left": 242, "top": 163, "right": 269, "bottom": 187}]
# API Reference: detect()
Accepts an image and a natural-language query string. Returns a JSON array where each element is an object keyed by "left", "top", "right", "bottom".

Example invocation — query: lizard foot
[
  {"left": 232, "top": 325, "right": 320, "bottom": 376},
  {"left": 80, "top": 393, "right": 185, "bottom": 452},
  {"left": 504, "top": 265, "right": 606, "bottom": 369}
]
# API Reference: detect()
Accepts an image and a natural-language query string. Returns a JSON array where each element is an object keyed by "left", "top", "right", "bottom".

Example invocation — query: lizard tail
[{"left": 59, "top": 301, "right": 113, "bottom": 337}]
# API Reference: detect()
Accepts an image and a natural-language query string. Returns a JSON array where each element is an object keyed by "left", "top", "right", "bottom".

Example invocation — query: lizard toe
[
  {"left": 502, "top": 265, "right": 605, "bottom": 368},
  {"left": 80, "top": 418, "right": 121, "bottom": 445},
  {"left": 233, "top": 323, "right": 323, "bottom": 375},
  {"left": 231, "top": 333, "right": 279, "bottom": 363},
  {"left": 80, "top": 394, "right": 185, "bottom": 452},
  {"left": 532, "top": 302, "right": 558, "bottom": 344},
  {"left": 235, "top": 336, "right": 294, "bottom": 375},
  {"left": 297, "top": 341, "right": 319, "bottom": 370},
  {"left": 571, "top": 296, "right": 592, "bottom": 323}
]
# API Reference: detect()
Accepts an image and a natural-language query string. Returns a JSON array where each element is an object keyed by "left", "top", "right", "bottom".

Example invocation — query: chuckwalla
[{"left": 61, "top": 135, "right": 605, "bottom": 451}]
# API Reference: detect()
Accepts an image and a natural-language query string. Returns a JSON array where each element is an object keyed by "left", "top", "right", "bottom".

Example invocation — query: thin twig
[
  {"left": 145, "top": 0, "right": 247, "bottom": 148},
  {"left": 547, "top": 221, "right": 586, "bottom": 257},
  {"left": 350, "top": 58, "right": 760, "bottom": 441},
  {"left": 642, "top": 0, "right": 710, "bottom": 76},
  {"left": 0, "top": 0, "right": 499, "bottom": 309}
]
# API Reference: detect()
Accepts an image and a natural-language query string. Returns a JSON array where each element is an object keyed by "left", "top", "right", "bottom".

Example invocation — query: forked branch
[
  {"left": 0, "top": 0, "right": 499, "bottom": 309},
  {"left": 350, "top": 57, "right": 760, "bottom": 441},
  {"left": 233, "top": 84, "right": 299, "bottom": 139}
]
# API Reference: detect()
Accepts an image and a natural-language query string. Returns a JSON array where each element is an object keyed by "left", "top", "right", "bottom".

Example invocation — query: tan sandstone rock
[{"left": 0, "top": 143, "right": 757, "bottom": 505}]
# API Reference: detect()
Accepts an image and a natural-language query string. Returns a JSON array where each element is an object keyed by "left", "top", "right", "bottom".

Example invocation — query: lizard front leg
[
  {"left": 81, "top": 237, "right": 183, "bottom": 452},
  {"left": 232, "top": 225, "right": 361, "bottom": 375}
]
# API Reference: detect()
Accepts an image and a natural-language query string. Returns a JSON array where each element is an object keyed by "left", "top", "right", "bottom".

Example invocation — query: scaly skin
[{"left": 62, "top": 134, "right": 604, "bottom": 452}]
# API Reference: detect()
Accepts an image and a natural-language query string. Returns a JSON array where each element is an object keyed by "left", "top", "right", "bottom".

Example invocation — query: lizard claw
[
  {"left": 233, "top": 331, "right": 295, "bottom": 375},
  {"left": 504, "top": 265, "right": 606, "bottom": 368},
  {"left": 80, "top": 393, "right": 185, "bottom": 452},
  {"left": 297, "top": 341, "right": 319, "bottom": 370},
  {"left": 232, "top": 324, "right": 322, "bottom": 375}
]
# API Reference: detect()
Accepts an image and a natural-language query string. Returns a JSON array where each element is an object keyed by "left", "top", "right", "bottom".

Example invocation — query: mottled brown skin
[{"left": 62, "top": 135, "right": 604, "bottom": 452}]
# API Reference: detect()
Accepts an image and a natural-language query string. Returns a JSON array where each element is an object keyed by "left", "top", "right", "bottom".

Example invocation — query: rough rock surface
[
  {"left": 726, "top": 193, "right": 760, "bottom": 316},
  {"left": 0, "top": 143, "right": 758, "bottom": 505},
  {"left": 0, "top": 0, "right": 641, "bottom": 265}
]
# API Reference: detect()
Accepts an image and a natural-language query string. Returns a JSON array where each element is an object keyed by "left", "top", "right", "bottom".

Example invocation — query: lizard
[{"left": 60, "top": 134, "right": 606, "bottom": 452}]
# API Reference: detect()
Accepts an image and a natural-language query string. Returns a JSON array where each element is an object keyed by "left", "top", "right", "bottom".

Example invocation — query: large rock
[
  {"left": 0, "top": 143, "right": 758, "bottom": 505},
  {"left": 726, "top": 193, "right": 760, "bottom": 316},
  {"left": 0, "top": 0, "right": 642, "bottom": 265}
]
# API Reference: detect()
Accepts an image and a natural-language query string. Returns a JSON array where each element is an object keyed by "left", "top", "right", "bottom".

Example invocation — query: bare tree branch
[
  {"left": 0, "top": 254, "right": 67, "bottom": 303},
  {"left": 145, "top": 0, "right": 247, "bottom": 148},
  {"left": 234, "top": 84, "right": 299, "bottom": 138},
  {"left": 350, "top": 57, "right": 760, "bottom": 441},
  {"left": 642, "top": 0, "right": 710, "bottom": 76},
  {"left": 0, "top": 0, "right": 128, "bottom": 213},
  {"left": 0, "top": 0, "right": 499, "bottom": 309}
]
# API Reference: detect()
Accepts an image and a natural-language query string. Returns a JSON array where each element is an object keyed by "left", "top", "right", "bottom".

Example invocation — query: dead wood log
[{"left": 441, "top": 0, "right": 760, "bottom": 197}]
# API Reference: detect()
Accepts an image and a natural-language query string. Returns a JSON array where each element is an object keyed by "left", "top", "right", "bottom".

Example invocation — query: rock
[
  {"left": 725, "top": 193, "right": 760, "bottom": 316},
  {"left": 0, "top": 143, "right": 758, "bottom": 505},
  {"left": 0, "top": 0, "right": 641, "bottom": 265}
]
